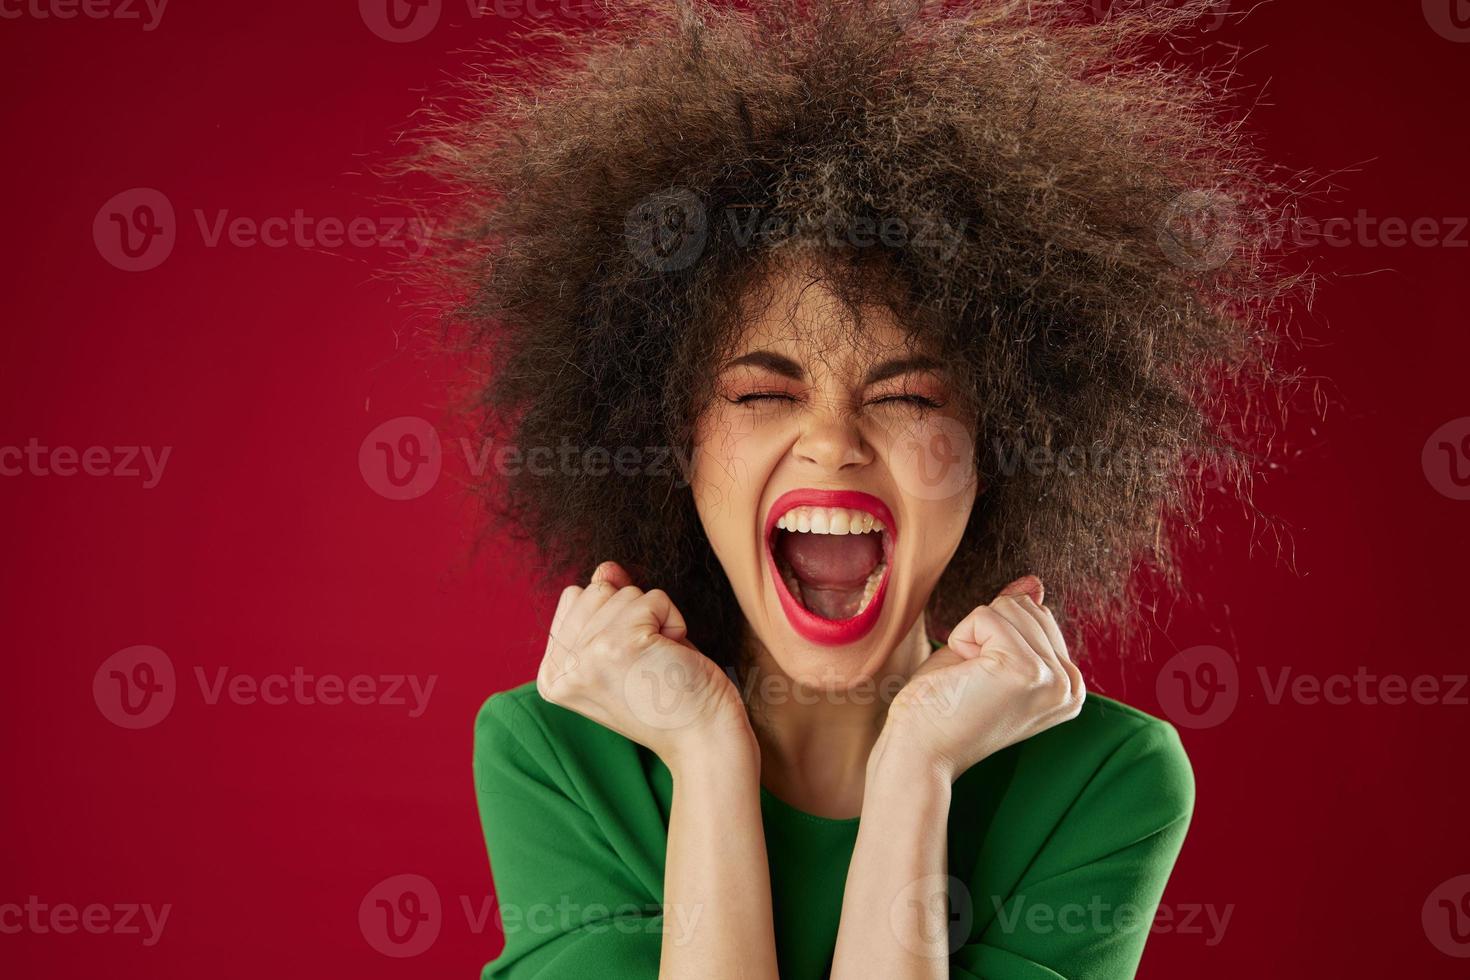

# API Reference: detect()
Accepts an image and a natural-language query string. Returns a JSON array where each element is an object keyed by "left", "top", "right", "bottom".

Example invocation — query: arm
[
  {"left": 475, "top": 694, "right": 781, "bottom": 980},
  {"left": 479, "top": 560, "right": 780, "bottom": 979},
  {"left": 829, "top": 729, "right": 955, "bottom": 979},
  {"left": 830, "top": 710, "right": 1193, "bottom": 980},
  {"left": 659, "top": 741, "right": 780, "bottom": 980},
  {"left": 830, "top": 577, "right": 1088, "bottom": 980}
]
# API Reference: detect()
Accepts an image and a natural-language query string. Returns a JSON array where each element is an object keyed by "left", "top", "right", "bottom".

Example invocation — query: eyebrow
[{"left": 721, "top": 351, "right": 943, "bottom": 386}]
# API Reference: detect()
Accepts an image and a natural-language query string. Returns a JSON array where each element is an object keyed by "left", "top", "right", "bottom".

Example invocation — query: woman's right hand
[{"left": 538, "top": 560, "right": 754, "bottom": 771}]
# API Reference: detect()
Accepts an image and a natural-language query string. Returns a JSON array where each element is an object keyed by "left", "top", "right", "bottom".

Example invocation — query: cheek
[
  {"left": 689, "top": 408, "right": 776, "bottom": 548},
  {"left": 866, "top": 411, "right": 980, "bottom": 508}
]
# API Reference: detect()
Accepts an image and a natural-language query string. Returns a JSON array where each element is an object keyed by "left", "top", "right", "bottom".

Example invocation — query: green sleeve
[
  {"left": 473, "top": 693, "right": 663, "bottom": 979},
  {"left": 952, "top": 721, "right": 1195, "bottom": 980}
]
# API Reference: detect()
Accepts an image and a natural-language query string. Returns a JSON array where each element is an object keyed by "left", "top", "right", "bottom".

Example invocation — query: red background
[{"left": 2, "top": 1, "right": 1467, "bottom": 976}]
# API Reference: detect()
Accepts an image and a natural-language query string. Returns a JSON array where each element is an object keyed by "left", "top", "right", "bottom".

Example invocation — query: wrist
[
  {"left": 661, "top": 716, "right": 759, "bottom": 784},
  {"left": 863, "top": 731, "right": 952, "bottom": 818},
  {"left": 868, "top": 716, "right": 957, "bottom": 787}
]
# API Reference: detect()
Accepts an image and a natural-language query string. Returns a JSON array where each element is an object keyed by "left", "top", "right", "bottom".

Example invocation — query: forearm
[
  {"left": 659, "top": 745, "right": 779, "bottom": 980},
  {"left": 830, "top": 733, "right": 954, "bottom": 980}
]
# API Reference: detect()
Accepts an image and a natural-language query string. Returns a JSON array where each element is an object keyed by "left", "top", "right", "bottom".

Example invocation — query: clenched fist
[
  {"left": 538, "top": 561, "right": 754, "bottom": 769},
  {"left": 881, "top": 575, "right": 1086, "bottom": 781}
]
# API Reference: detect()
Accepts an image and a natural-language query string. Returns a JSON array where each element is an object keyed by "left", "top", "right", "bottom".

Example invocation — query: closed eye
[
  {"left": 869, "top": 394, "right": 944, "bottom": 409},
  {"left": 730, "top": 391, "right": 799, "bottom": 405}
]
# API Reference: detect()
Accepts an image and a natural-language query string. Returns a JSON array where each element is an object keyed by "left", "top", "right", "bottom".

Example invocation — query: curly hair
[{"left": 404, "top": 0, "right": 1302, "bottom": 672}]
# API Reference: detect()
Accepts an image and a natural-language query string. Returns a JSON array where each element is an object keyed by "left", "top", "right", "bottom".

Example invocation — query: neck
[{"left": 737, "top": 616, "right": 932, "bottom": 816}]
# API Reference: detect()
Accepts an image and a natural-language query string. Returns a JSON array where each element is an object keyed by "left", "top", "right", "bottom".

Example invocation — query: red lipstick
[{"left": 764, "top": 488, "right": 896, "bottom": 646}]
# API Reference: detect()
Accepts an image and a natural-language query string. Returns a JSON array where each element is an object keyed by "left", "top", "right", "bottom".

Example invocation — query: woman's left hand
[{"left": 876, "top": 575, "right": 1086, "bottom": 782}]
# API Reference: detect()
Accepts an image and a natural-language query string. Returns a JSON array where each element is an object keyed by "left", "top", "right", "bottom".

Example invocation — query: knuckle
[
  {"left": 977, "top": 651, "right": 1007, "bottom": 674},
  {"left": 587, "top": 633, "right": 619, "bottom": 659}
]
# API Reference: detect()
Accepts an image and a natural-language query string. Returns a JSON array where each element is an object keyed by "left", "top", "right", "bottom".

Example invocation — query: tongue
[{"left": 777, "top": 531, "right": 882, "bottom": 620}]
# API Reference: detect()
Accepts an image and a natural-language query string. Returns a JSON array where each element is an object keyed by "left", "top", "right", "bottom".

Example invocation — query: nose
[{"left": 793, "top": 409, "right": 872, "bottom": 472}]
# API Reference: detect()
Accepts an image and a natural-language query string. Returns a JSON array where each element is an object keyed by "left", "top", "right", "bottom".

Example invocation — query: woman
[{"left": 414, "top": 1, "right": 1292, "bottom": 976}]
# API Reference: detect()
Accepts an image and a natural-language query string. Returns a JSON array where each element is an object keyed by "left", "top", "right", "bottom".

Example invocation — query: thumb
[
  {"left": 590, "top": 560, "right": 635, "bottom": 590},
  {"left": 997, "top": 574, "right": 1044, "bottom": 606}
]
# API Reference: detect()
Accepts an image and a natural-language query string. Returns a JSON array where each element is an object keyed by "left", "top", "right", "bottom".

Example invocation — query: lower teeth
[{"left": 781, "top": 561, "right": 887, "bottom": 620}]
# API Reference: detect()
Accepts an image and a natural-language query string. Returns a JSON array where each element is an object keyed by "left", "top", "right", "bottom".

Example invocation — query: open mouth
[{"left": 764, "top": 489, "right": 895, "bottom": 646}]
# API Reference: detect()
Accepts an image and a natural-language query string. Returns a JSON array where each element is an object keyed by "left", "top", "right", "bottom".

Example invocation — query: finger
[
  {"left": 946, "top": 605, "right": 1038, "bottom": 680},
  {"left": 1015, "top": 596, "right": 1084, "bottom": 703},
  {"left": 991, "top": 596, "right": 1068, "bottom": 697},
  {"left": 579, "top": 585, "right": 645, "bottom": 639},
  {"left": 549, "top": 585, "right": 579, "bottom": 642},
  {"left": 544, "top": 585, "right": 581, "bottom": 660},
  {"left": 558, "top": 578, "right": 621, "bottom": 642},
  {"left": 635, "top": 588, "right": 689, "bottom": 641},
  {"left": 996, "top": 574, "right": 1044, "bottom": 606},
  {"left": 1016, "top": 596, "right": 1071, "bottom": 663},
  {"left": 540, "top": 586, "right": 581, "bottom": 695},
  {"left": 591, "top": 560, "right": 635, "bottom": 589}
]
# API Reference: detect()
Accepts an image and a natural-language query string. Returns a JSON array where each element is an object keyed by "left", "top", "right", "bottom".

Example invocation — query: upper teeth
[{"left": 774, "top": 506, "right": 885, "bottom": 535}]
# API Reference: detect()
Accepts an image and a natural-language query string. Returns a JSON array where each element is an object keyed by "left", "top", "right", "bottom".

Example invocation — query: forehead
[{"left": 721, "top": 260, "right": 929, "bottom": 372}]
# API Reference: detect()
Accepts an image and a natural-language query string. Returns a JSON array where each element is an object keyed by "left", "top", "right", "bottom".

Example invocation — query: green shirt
[{"left": 473, "top": 681, "right": 1193, "bottom": 979}]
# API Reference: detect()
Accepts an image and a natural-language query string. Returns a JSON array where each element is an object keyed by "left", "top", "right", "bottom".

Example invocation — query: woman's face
[{"left": 690, "top": 265, "right": 979, "bottom": 687}]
